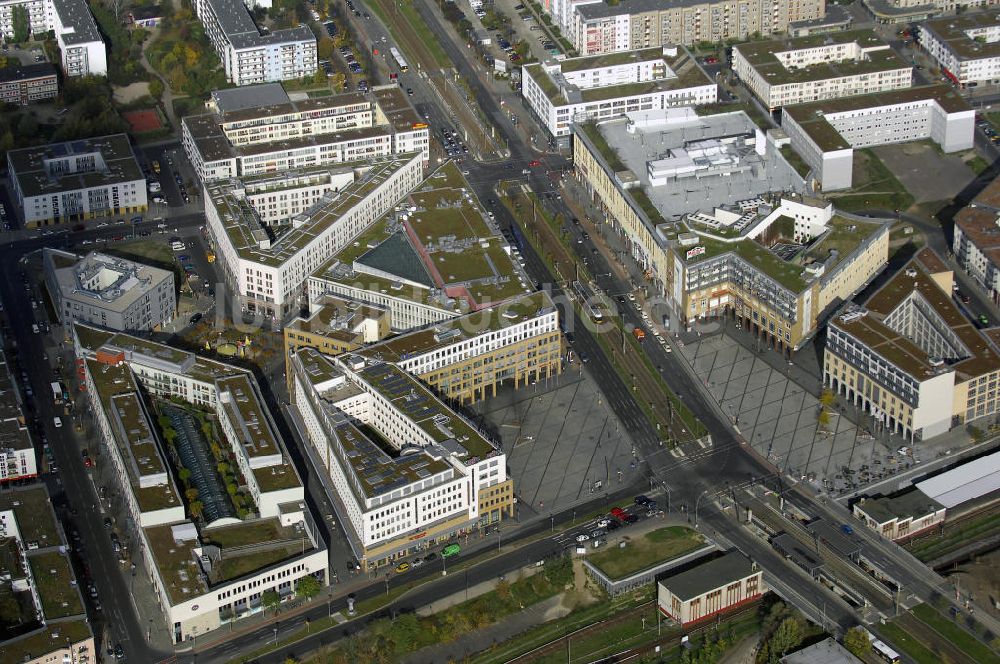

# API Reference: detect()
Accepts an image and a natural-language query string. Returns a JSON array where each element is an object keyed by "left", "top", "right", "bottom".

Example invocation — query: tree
[
  {"left": 185, "top": 487, "right": 200, "bottom": 502},
  {"left": 295, "top": 575, "right": 322, "bottom": 600},
  {"left": 11, "top": 6, "right": 29, "bottom": 44},
  {"left": 317, "top": 36, "right": 335, "bottom": 61},
  {"left": 178, "top": 467, "right": 192, "bottom": 483},
  {"left": 765, "top": 617, "right": 805, "bottom": 662},
  {"left": 16, "top": 114, "right": 38, "bottom": 139},
  {"left": 262, "top": 589, "right": 281, "bottom": 616},
  {"left": 189, "top": 500, "right": 204, "bottom": 519},
  {"left": 148, "top": 77, "right": 164, "bottom": 99},
  {"left": 330, "top": 72, "right": 346, "bottom": 92},
  {"left": 844, "top": 627, "right": 872, "bottom": 659}
]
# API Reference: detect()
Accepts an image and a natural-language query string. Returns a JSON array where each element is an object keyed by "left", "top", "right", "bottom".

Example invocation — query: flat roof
[
  {"left": 200, "top": 0, "right": 313, "bottom": 49},
  {"left": 916, "top": 449, "right": 1000, "bottom": 508},
  {"left": 783, "top": 85, "right": 970, "bottom": 151},
  {"left": 921, "top": 13, "right": 1000, "bottom": 61},
  {"left": 286, "top": 294, "right": 387, "bottom": 344},
  {"left": 206, "top": 154, "right": 420, "bottom": 269},
  {"left": 734, "top": 30, "right": 909, "bottom": 87},
  {"left": 856, "top": 488, "right": 944, "bottom": 524},
  {"left": 577, "top": 113, "right": 805, "bottom": 250},
  {"left": 9, "top": 134, "right": 143, "bottom": 199},
  {"left": 781, "top": 638, "right": 862, "bottom": 664},
  {"left": 659, "top": 551, "right": 757, "bottom": 601},
  {"left": 46, "top": 248, "right": 174, "bottom": 315},
  {"left": 0, "top": 619, "right": 92, "bottom": 664},
  {"left": 212, "top": 83, "right": 289, "bottom": 113},
  {"left": 316, "top": 161, "right": 532, "bottom": 311},
  {"left": 0, "top": 485, "right": 61, "bottom": 548},
  {"left": 366, "top": 291, "right": 556, "bottom": 362},
  {"left": 0, "top": 62, "right": 58, "bottom": 83},
  {"left": 51, "top": 0, "right": 103, "bottom": 45},
  {"left": 0, "top": 349, "right": 32, "bottom": 453}
]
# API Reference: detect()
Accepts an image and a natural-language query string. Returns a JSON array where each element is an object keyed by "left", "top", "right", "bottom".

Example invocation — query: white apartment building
[
  {"left": 521, "top": 46, "right": 717, "bottom": 139},
  {"left": 563, "top": 0, "right": 826, "bottom": 54},
  {"left": 43, "top": 248, "right": 176, "bottom": 332},
  {"left": 183, "top": 84, "right": 429, "bottom": 182},
  {"left": 0, "top": 347, "right": 36, "bottom": 484},
  {"left": 919, "top": 14, "right": 1000, "bottom": 88},
  {"left": 0, "top": 0, "right": 107, "bottom": 77},
  {"left": 74, "top": 325, "right": 328, "bottom": 643},
  {"left": 7, "top": 134, "right": 147, "bottom": 227},
  {"left": 733, "top": 30, "right": 912, "bottom": 110},
  {"left": 952, "top": 173, "right": 1000, "bottom": 305},
  {"left": 191, "top": 0, "right": 316, "bottom": 86},
  {"left": 204, "top": 152, "right": 424, "bottom": 322},
  {"left": 291, "top": 348, "right": 513, "bottom": 569},
  {"left": 782, "top": 85, "right": 974, "bottom": 191}
]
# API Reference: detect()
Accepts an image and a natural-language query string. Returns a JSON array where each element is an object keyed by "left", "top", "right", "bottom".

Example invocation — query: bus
[
  {"left": 390, "top": 47, "right": 409, "bottom": 73},
  {"left": 870, "top": 637, "right": 900, "bottom": 664}
]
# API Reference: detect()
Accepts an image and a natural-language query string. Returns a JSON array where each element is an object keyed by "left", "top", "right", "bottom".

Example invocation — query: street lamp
[{"left": 695, "top": 489, "right": 709, "bottom": 527}]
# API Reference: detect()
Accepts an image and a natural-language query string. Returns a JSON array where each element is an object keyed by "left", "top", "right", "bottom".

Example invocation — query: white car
[
  {"left": 597, "top": 519, "right": 611, "bottom": 528},
  {"left": 574, "top": 533, "right": 590, "bottom": 543}
]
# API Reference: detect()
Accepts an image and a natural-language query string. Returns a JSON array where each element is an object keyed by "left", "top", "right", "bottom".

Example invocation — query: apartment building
[
  {"left": 732, "top": 31, "right": 912, "bottom": 110},
  {"left": 183, "top": 84, "right": 429, "bottom": 182},
  {"left": 291, "top": 347, "right": 514, "bottom": 569},
  {"left": 657, "top": 551, "right": 765, "bottom": 625},
  {"left": 824, "top": 249, "right": 1000, "bottom": 440},
  {"left": 863, "top": 0, "right": 997, "bottom": 25},
  {"left": 284, "top": 294, "right": 391, "bottom": 361},
  {"left": 953, "top": 174, "right": 1000, "bottom": 304},
  {"left": 521, "top": 46, "right": 717, "bottom": 139},
  {"left": 361, "top": 290, "right": 563, "bottom": 404},
  {"left": 565, "top": 0, "right": 826, "bottom": 55},
  {"left": 853, "top": 489, "right": 946, "bottom": 540},
  {"left": 919, "top": 13, "right": 1000, "bottom": 88},
  {"left": 0, "top": 486, "right": 95, "bottom": 664},
  {"left": 0, "top": 63, "right": 57, "bottom": 105},
  {"left": 307, "top": 161, "right": 534, "bottom": 331},
  {"left": 573, "top": 109, "right": 889, "bottom": 352},
  {"left": 0, "top": 347, "right": 36, "bottom": 484},
  {"left": 204, "top": 152, "right": 424, "bottom": 322},
  {"left": 781, "top": 85, "right": 974, "bottom": 191},
  {"left": 0, "top": 0, "right": 107, "bottom": 77},
  {"left": 8, "top": 134, "right": 147, "bottom": 228},
  {"left": 191, "top": 0, "right": 315, "bottom": 86},
  {"left": 74, "top": 324, "right": 328, "bottom": 643},
  {"left": 43, "top": 248, "right": 176, "bottom": 332}
]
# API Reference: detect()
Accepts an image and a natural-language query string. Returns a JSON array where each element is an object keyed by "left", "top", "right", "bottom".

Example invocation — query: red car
[
  {"left": 528, "top": 160, "right": 541, "bottom": 167},
  {"left": 611, "top": 507, "right": 627, "bottom": 519},
  {"left": 705, "top": 56, "right": 718, "bottom": 64}
]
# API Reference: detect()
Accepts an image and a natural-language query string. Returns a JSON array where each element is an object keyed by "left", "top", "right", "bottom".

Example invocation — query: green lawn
[
  {"left": 828, "top": 149, "right": 914, "bottom": 212},
  {"left": 911, "top": 604, "right": 1000, "bottom": 664},
  {"left": 587, "top": 526, "right": 704, "bottom": 580},
  {"left": 879, "top": 621, "right": 940, "bottom": 664}
]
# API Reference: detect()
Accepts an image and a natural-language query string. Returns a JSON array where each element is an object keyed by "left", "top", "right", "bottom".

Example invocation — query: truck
[
  {"left": 633, "top": 327, "right": 646, "bottom": 342},
  {"left": 50, "top": 382, "right": 62, "bottom": 405}
]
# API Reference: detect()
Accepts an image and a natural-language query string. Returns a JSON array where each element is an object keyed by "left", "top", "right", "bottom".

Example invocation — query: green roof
[
  {"left": 0, "top": 487, "right": 60, "bottom": 548},
  {"left": 28, "top": 552, "right": 83, "bottom": 619},
  {"left": 921, "top": 13, "right": 1000, "bottom": 61},
  {"left": 0, "top": 619, "right": 92, "bottom": 664}
]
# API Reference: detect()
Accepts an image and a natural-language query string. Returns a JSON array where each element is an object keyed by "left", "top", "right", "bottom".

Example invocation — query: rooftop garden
[
  {"left": 587, "top": 526, "right": 705, "bottom": 580},
  {"left": 27, "top": 553, "right": 83, "bottom": 619}
]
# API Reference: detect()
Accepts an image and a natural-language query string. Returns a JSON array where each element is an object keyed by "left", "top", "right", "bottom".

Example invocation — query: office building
[
  {"left": 824, "top": 249, "right": 1000, "bottom": 440},
  {"left": 657, "top": 551, "right": 765, "bottom": 625},
  {"left": 191, "top": 0, "right": 316, "bottom": 86},
  {"left": 204, "top": 152, "right": 424, "bottom": 322},
  {"left": 919, "top": 13, "right": 1000, "bottom": 88},
  {"left": 0, "top": 485, "right": 95, "bottom": 664},
  {"left": 0, "top": 0, "right": 107, "bottom": 76},
  {"left": 953, "top": 174, "right": 1000, "bottom": 305},
  {"left": 74, "top": 324, "right": 327, "bottom": 643},
  {"left": 732, "top": 31, "right": 912, "bottom": 110},
  {"left": 43, "top": 248, "right": 176, "bottom": 332},
  {"left": 183, "top": 84, "right": 429, "bottom": 182},
  {"left": 781, "top": 85, "right": 974, "bottom": 191},
  {"left": 308, "top": 161, "right": 534, "bottom": 331},
  {"left": 0, "top": 63, "right": 58, "bottom": 105},
  {"left": 852, "top": 489, "right": 946, "bottom": 540},
  {"left": 0, "top": 347, "right": 36, "bottom": 484},
  {"left": 283, "top": 294, "right": 391, "bottom": 361},
  {"left": 563, "top": 0, "right": 826, "bottom": 55},
  {"left": 573, "top": 109, "right": 889, "bottom": 351},
  {"left": 290, "top": 347, "right": 514, "bottom": 570},
  {"left": 7, "top": 134, "right": 147, "bottom": 228},
  {"left": 521, "top": 46, "right": 717, "bottom": 139}
]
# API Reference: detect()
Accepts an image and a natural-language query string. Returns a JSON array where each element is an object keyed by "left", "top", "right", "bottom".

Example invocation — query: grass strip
[
  {"left": 911, "top": 604, "right": 1000, "bottom": 664},
  {"left": 878, "top": 621, "right": 944, "bottom": 664}
]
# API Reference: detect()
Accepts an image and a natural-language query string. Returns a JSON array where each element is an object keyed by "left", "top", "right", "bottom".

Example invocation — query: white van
[
  {"left": 53, "top": 417, "right": 62, "bottom": 428},
  {"left": 171, "top": 241, "right": 185, "bottom": 251}
]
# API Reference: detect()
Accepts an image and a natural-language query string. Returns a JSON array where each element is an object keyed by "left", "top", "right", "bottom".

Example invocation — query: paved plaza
[
  {"left": 473, "top": 367, "right": 638, "bottom": 518},
  {"left": 678, "top": 333, "right": 899, "bottom": 491}
]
